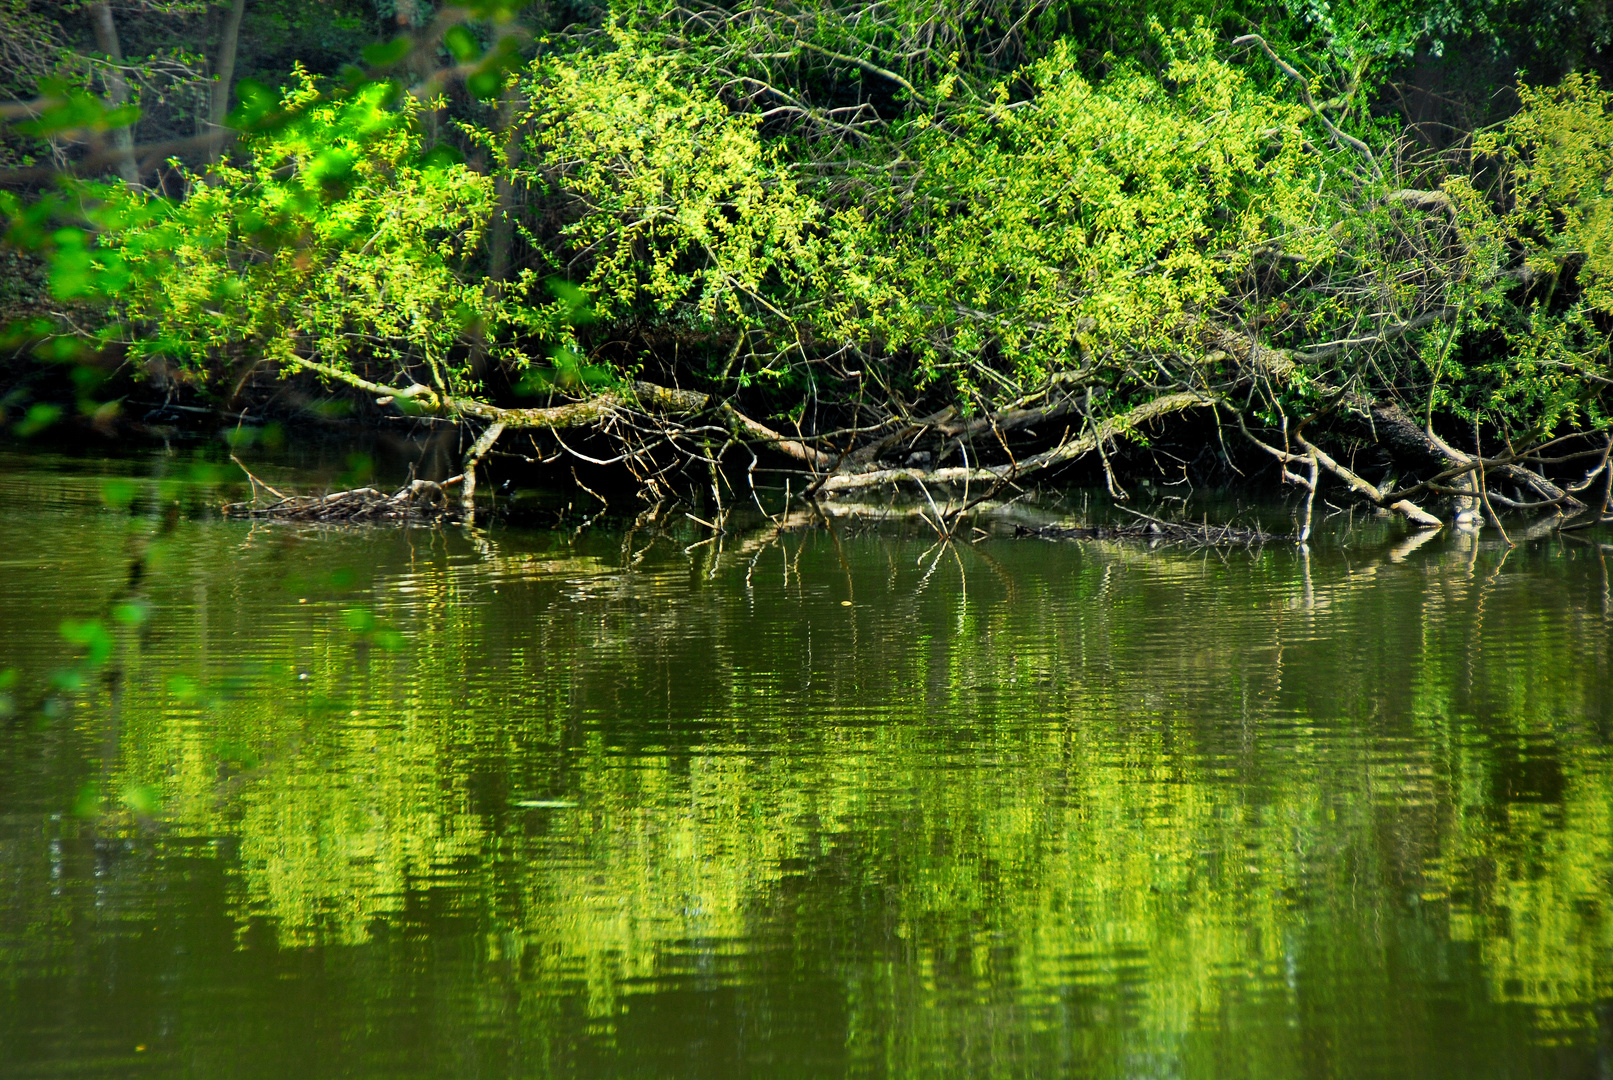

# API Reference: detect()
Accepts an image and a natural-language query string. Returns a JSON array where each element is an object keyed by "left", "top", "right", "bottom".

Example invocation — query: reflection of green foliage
[
  {"left": 98, "top": 477, "right": 137, "bottom": 510},
  {"left": 71, "top": 782, "right": 101, "bottom": 819},
  {"left": 5, "top": 491, "right": 1607, "bottom": 1072},
  {"left": 58, "top": 618, "right": 112, "bottom": 667}
]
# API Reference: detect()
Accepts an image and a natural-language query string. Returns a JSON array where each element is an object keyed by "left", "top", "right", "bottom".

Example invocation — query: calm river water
[{"left": 1, "top": 447, "right": 1611, "bottom": 1078}]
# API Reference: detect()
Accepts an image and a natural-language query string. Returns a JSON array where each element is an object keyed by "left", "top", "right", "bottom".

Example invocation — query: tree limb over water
[{"left": 6, "top": 7, "right": 1613, "bottom": 539}]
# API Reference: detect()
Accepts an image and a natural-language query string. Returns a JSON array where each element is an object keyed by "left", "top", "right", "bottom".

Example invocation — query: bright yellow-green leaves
[
  {"left": 95, "top": 71, "right": 534, "bottom": 395},
  {"left": 1482, "top": 73, "right": 1613, "bottom": 312},
  {"left": 1430, "top": 74, "right": 1613, "bottom": 434},
  {"left": 514, "top": 30, "right": 1333, "bottom": 402},
  {"left": 820, "top": 36, "right": 1329, "bottom": 395},
  {"left": 27, "top": 25, "right": 1610, "bottom": 445},
  {"left": 516, "top": 35, "right": 823, "bottom": 338}
]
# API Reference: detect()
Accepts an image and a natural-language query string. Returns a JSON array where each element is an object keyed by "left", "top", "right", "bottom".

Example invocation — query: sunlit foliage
[
  {"left": 512, "top": 34, "right": 824, "bottom": 342},
  {"left": 816, "top": 33, "right": 1334, "bottom": 394},
  {"left": 85, "top": 73, "right": 541, "bottom": 395}
]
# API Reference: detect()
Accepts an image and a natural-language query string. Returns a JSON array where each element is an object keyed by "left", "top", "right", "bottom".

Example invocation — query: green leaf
[
  {"left": 120, "top": 784, "right": 162, "bottom": 817},
  {"left": 339, "top": 453, "right": 373, "bottom": 487},
  {"left": 372, "top": 628, "right": 406, "bottom": 651},
  {"left": 444, "top": 25, "right": 483, "bottom": 64},
  {"left": 548, "top": 278, "right": 596, "bottom": 325},
  {"left": 167, "top": 674, "right": 201, "bottom": 701},
  {"left": 342, "top": 607, "right": 376, "bottom": 633},
  {"left": 13, "top": 403, "right": 62, "bottom": 437},
  {"left": 225, "top": 78, "right": 280, "bottom": 131},
  {"left": 362, "top": 36, "right": 414, "bottom": 68},
  {"left": 112, "top": 601, "right": 150, "bottom": 626},
  {"left": 417, "top": 143, "right": 464, "bottom": 169},
  {"left": 466, "top": 69, "right": 503, "bottom": 100},
  {"left": 72, "top": 782, "right": 101, "bottom": 818},
  {"left": 14, "top": 89, "right": 140, "bottom": 137},
  {"left": 100, "top": 477, "right": 138, "bottom": 509},
  {"left": 461, "top": 0, "right": 536, "bottom": 16},
  {"left": 60, "top": 618, "right": 113, "bottom": 666}
]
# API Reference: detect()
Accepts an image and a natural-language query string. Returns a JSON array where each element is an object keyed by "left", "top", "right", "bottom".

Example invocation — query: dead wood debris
[
  {"left": 222, "top": 479, "right": 465, "bottom": 523},
  {"left": 223, "top": 456, "right": 466, "bottom": 523},
  {"left": 1015, "top": 508, "right": 1290, "bottom": 546}
]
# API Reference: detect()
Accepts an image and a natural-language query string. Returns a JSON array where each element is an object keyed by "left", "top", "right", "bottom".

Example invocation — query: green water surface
[{"left": 1, "top": 450, "right": 1610, "bottom": 1078}]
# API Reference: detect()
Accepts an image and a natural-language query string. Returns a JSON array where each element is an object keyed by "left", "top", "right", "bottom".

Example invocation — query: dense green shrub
[{"left": 87, "top": 73, "right": 541, "bottom": 397}]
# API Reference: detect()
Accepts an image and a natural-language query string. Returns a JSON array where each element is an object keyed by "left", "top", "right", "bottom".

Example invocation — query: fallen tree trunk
[
  {"left": 276, "top": 321, "right": 1602, "bottom": 534},
  {"left": 815, "top": 390, "right": 1215, "bottom": 493},
  {"left": 284, "top": 357, "right": 832, "bottom": 517}
]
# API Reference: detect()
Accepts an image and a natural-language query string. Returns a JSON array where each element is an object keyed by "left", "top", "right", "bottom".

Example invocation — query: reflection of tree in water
[{"left": 22, "top": 506, "right": 1613, "bottom": 1074}]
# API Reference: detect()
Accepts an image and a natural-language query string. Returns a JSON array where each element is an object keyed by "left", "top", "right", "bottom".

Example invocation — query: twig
[{"left": 230, "top": 454, "right": 287, "bottom": 501}]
